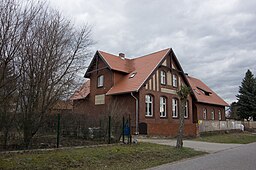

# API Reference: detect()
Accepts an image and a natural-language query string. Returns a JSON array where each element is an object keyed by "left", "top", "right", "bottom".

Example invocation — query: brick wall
[
  {"left": 195, "top": 103, "right": 225, "bottom": 121},
  {"left": 148, "top": 123, "right": 197, "bottom": 137}
]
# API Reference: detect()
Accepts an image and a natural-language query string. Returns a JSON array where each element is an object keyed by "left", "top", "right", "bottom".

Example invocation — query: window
[
  {"left": 160, "top": 97, "right": 167, "bottom": 117},
  {"left": 184, "top": 101, "right": 188, "bottom": 118},
  {"left": 160, "top": 71, "right": 166, "bottom": 85},
  {"left": 95, "top": 94, "right": 105, "bottom": 105},
  {"left": 172, "top": 74, "right": 177, "bottom": 87},
  {"left": 211, "top": 109, "right": 215, "bottom": 120},
  {"left": 203, "top": 108, "right": 207, "bottom": 120},
  {"left": 97, "top": 75, "right": 104, "bottom": 87},
  {"left": 129, "top": 72, "right": 137, "bottom": 78},
  {"left": 218, "top": 110, "right": 221, "bottom": 120},
  {"left": 197, "top": 87, "right": 212, "bottom": 96},
  {"left": 172, "top": 98, "right": 178, "bottom": 118},
  {"left": 145, "top": 95, "right": 153, "bottom": 116}
]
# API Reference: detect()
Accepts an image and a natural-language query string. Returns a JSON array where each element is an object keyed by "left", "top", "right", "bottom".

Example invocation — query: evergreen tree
[
  {"left": 229, "top": 102, "right": 240, "bottom": 120},
  {"left": 236, "top": 69, "right": 255, "bottom": 120},
  {"left": 253, "top": 77, "right": 256, "bottom": 120}
]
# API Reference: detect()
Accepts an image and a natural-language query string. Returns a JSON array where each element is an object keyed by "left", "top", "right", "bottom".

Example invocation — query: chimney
[{"left": 119, "top": 53, "right": 125, "bottom": 60}]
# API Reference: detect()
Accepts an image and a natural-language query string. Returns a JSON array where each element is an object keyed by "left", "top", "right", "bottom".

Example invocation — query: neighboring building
[
  {"left": 186, "top": 76, "right": 228, "bottom": 123},
  {"left": 72, "top": 48, "right": 228, "bottom": 137},
  {"left": 50, "top": 100, "right": 73, "bottom": 114}
]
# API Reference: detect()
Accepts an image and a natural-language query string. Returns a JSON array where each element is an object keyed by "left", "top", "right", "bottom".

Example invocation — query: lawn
[
  {"left": 195, "top": 132, "right": 256, "bottom": 144},
  {"left": 0, "top": 143, "right": 205, "bottom": 170}
]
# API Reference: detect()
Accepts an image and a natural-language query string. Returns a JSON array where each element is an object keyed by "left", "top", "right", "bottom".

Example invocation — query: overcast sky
[{"left": 49, "top": 0, "right": 256, "bottom": 104}]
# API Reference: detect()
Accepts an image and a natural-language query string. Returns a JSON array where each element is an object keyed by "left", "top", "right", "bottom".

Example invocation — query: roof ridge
[
  {"left": 186, "top": 75, "right": 198, "bottom": 80},
  {"left": 98, "top": 50, "right": 132, "bottom": 60},
  {"left": 131, "top": 48, "right": 171, "bottom": 60}
]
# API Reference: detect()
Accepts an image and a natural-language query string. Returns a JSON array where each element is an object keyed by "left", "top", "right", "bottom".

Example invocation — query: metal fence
[
  {"left": 0, "top": 113, "right": 131, "bottom": 151},
  {"left": 198, "top": 120, "right": 243, "bottom": 132}
]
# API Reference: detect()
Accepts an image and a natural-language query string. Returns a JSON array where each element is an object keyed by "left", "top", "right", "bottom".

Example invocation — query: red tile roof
[
  {"left": 70, "top": 80, "right": 90, "bottom": 100},
  {"left": 98, "top": 51, "right": 133, "bottom": 73},
  {"left": 78, "top": 48, "right": 228, "bottom": 107},
  {"left": 186, "top": 76, "right": 229, "bottom": 106},
  {"left": 105, "top": 48, "right": 170, "bottom": 95}
]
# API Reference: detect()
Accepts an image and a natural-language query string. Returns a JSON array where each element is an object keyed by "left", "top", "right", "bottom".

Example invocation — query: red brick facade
[
  {"left": 72, "top": 49, "right": 228, "bottom": 137},
  {"left": 194, "top": 102, "right": 225, "bottom": 122}
]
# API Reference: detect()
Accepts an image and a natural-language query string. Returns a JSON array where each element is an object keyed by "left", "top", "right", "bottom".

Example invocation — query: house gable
[
  {"left": 142, "top": 49, "right": 189, "bottom": 94},
  {"left": 84, "top": 52, "right": 113, "bottom": 102}
]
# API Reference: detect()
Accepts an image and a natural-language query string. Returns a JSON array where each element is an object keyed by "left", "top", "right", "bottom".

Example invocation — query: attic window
[
  {"left": 197, "top": 87, "right": 212, "bottom": 96},
  {"left": 129, "top": 72, "right": 137, "bottom": 79}
]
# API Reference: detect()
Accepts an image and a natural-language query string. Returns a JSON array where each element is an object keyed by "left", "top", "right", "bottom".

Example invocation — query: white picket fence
[{"left": 198, "top": 120, "right": 243, "bottom": 132}]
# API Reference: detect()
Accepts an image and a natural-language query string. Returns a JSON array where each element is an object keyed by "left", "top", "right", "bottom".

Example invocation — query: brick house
[{"left": 71, "top": 48, "right": 228, "bottom": 137}]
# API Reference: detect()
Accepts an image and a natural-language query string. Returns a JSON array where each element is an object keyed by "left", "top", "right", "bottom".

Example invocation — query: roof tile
[
  {"left": 106, "top": 48, "right": 170, "bottom": 95},
  {"left": 186, "top": 76, "right": 229, "bottom": 106},
  {"left": 70, "top": 80, "right": 90, "bottom": 100}
]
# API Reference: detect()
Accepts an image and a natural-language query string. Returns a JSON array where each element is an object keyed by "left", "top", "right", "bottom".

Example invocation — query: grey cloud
[{"left": 48, "top": 0, "right": 256, "bottom": 104}]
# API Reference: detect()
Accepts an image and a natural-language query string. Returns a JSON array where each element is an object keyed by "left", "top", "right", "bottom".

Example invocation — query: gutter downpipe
[{"left": 131, "top": 92, "right": 139, "bottom": 143}]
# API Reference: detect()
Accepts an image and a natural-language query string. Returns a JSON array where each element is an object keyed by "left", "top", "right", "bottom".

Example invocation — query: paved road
[
  {"left": 149, "top": 142, "right": 256, "bottom": 170},
  {"left": 138, "top": 139, "right": 242, "bottom": 153}
]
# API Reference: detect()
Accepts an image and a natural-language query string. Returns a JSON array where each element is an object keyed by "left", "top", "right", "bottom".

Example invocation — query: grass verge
[
  {"left": 195, "top": 132, "right": 256, "bottom": 144},
  {"left": 0, "top": 143, "right": 205, "bottom": 170}
]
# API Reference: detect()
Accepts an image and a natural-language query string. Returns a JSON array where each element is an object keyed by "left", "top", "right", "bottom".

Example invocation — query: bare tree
[
  {"left": 176, "top": 85, "right": 191, "bottom": 148},
  {"left": 0, "top": 0, "right": 24, "bottom": 149},
  {"left": 0, "top": 0, "right": 93, "bottom": 148}
]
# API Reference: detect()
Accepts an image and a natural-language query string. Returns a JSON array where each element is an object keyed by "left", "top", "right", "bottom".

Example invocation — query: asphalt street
[{"left": 148, "top": 142, "right": 256, "bottom": 170}]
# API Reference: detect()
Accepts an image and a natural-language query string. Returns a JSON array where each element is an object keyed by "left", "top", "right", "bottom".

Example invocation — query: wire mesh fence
[{"left": 0, "top": 113, "right": 132, "bottom": 151}]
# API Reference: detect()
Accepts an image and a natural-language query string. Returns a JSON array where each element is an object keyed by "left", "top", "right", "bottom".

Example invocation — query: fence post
[
  {"left": 122, "top": 116, "right": 125, "bottom": 143},
  {"left": 99, "top": 119, "right": 102, "bottom": 140},
  {"left": 108, "top": 116, "right": 111, "bottom": 144},
  {"left": 56, "top": 113, "right": 60, "bottom": 148},
  {"left": 129, "top": 114, "right": 132, "bottom": 144}
]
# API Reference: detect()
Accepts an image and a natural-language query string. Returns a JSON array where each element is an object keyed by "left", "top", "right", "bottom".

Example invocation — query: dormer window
[
  {"left": 197, "top": 87, "right": 212, "bottom": 96},
  {"left": 172, "top": 74, "right": 177, "bottom": 87},
  {"left": 97, "top": 75, "right": 104, "bottom": 87},
  {"left": 160, "top": 71, "right": 166, "bottom": 85}
]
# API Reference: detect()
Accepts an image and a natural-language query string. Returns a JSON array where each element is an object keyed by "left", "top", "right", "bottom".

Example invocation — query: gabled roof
[
  {"left": 186, "top": 76, "right": 229, "bottom": 106},
  {"left": 98, "top": 51, "right": 133, "bottom": 73},
  {"left": 106, "top": 48, "right": 171, "bottom": 95},
  {"left": 70, "top": 80, "right": 90, "bottom": 100}
]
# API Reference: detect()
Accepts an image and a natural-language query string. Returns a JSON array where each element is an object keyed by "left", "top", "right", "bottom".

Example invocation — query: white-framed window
[
  {"left": 211, "top": 109, "right": 215, "bottom": 120},
  {"left": 203, "top": 108, "right": 207, "bottom": 120},
  {"left": 184, "top": 101, "right": 188, "bottom": 118},
  {"left": 160, "top": 97, "right": 167, "bottom": 117},
  {"left": 160, "top": 71, "right": 166, "bottom": 85},
  {"left": 145, "top": 95, "right": 153, "bottom": 117},
  {"left": 172, "top": 74, "right": 177, "bottom": 87},
  {"left": 97, "top": 75, "right": 104, "bottom": 87},
  {"left": 218, "top": 110, "right": 221, "bottom": 120},
  {"left": 172, "top": 98, "right": 178, "bottom": 118}
]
